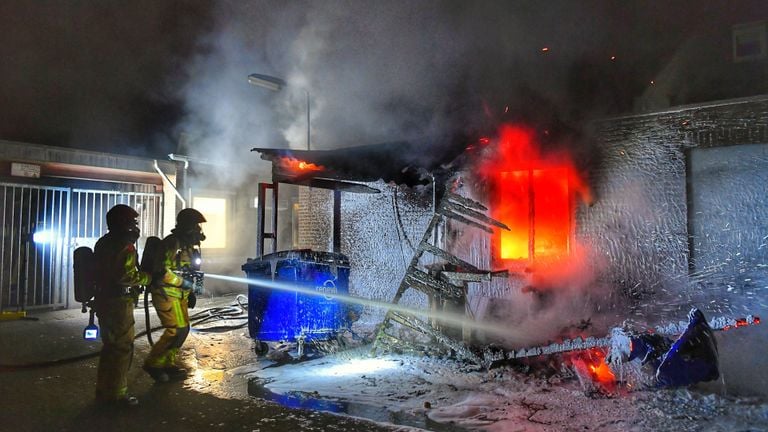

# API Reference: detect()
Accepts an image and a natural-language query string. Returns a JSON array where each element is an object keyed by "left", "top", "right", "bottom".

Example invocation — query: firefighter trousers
[
  {"left": 94, "top": 296, "right": 135, "bottom": 401},
  {"left": 144, "top": 289, "right": 190, "bottom": 368}
]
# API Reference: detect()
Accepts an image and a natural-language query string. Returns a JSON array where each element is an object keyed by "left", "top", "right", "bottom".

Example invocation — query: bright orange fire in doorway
[{"left": 480, "top": 125, "right": 589, "bottom": 266}]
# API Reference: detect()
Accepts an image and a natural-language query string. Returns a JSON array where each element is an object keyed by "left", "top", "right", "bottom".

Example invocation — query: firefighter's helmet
[
  {"left": 175, "top": 208, "right": 207, "bottom": 244},
  {"left": 106, "top": 204, "right": 141, "bottom": 242},
  {"left": 106, "top": 204, "right": 139, "bottom": 232},
  {"left": 176, "top": 208, "right": 207, "bottom": 228}
]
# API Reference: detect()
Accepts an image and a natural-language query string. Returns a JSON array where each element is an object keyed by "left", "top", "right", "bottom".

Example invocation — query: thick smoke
[
  {"left": 175, "top": 0, "right": 702, "bottom": 173},
  {"left": 175, "top": 0, "right": 768, "bottom": 187},
  {"left": 3, "top": 1, "right": 764, "bottom": 161}
]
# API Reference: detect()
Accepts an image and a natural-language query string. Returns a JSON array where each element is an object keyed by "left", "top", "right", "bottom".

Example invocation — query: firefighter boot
[
  {"left": 165, "top": 365, "right": 188, "bottom": 380},
  {"left": 163, "top": 348, "right": 188, "bottom": 381},
  {"left": 142, "top": 365, "right": 170, "bottom": 383},
  {"left": 97, "top": 395, "right": 139, "bottom": 408}
]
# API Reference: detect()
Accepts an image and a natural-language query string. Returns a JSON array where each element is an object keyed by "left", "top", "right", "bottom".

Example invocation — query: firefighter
[
  {"left": 93, "top": 204, "right": 152, "bottom": 406},
  {"left": 143, "top": 208, "right": 206, "bottom": 382}
]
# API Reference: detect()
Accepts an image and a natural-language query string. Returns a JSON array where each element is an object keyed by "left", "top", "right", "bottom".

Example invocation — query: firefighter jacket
[
  {"left": 153, "top": 233, "right": 196, "bottom": 298},
  {"left": 94, "top": 232, "right": 152, "bottom": 298}
]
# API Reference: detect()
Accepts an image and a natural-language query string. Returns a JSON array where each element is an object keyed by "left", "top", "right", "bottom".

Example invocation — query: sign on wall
[{"left": 11, "top": 162, "right": 41, "bottom": 178}]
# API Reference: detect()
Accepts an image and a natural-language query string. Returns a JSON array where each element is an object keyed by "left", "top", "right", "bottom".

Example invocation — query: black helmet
[
  {"left": 106, "top": 204, "right": 139, "bottom": 231},
  {"left": 175, "top": 208, "right": 206, "bottom": 244},
  {"left": 176, "top": 208, "right": 207, "bottom": 228},
  {"left": 106, "top": 204, "right": 140, "bottom": 242}
]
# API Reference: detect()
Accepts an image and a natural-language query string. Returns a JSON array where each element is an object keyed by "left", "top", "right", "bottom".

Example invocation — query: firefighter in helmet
[
  {"left": 93, "top": 204, "right": 152, "bottom": 406},
  {"left": 143, "top": 208, "right": 206, "bottom": 382}
]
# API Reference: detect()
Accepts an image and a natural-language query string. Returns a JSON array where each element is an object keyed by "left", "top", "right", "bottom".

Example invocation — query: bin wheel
[
  {"left": 335, "top": 332, "right": 348, "bottom": 350},
  {"left": 254, "top": 341, "right": 269, "bottom": 356}
]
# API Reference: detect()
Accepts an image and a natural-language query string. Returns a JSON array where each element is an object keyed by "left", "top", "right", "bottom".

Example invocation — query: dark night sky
[{"left": 0, "top": 0, "right": 765, "bottom": 163}]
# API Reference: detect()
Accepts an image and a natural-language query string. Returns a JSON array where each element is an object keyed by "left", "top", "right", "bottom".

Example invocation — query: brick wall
[
  {"left": 296, "top": 187, "right": 333, "bottom": 252},
  {"left": 583, "top": 95, "right": 768, "bottom": 319}
]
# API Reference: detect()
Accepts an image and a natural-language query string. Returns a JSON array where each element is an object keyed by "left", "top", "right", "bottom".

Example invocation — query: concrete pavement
[{"left": 0, "top": 294, "right": 400, "bottom": 432}]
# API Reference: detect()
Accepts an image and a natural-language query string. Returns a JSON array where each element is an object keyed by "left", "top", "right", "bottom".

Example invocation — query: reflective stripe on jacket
[{"left": 153, "top": 233, "right": 194, "bottom": 297}]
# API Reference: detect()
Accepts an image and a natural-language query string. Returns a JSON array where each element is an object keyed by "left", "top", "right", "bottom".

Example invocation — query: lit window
[
  {"left": 484, "top": 125, "right": 586, "bottom": 266},
  {"left": 496, "top": 168, "right": 571, "bottom": 262},
  {"left": 192, "top": 197, "right": 226, "bottom": 249}
]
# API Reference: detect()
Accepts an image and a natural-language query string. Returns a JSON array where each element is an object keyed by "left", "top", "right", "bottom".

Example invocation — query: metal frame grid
[
  {"left": 0, "top": 183, "right": 70, "bottom": 310},
  {"left": 0, "top": 183, "right": 163, "bottom": 311}
]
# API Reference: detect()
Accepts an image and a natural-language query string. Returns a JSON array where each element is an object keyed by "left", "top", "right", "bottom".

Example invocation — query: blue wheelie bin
[{"left": 242, "top": 249, "right": 355, "bottom": 356}]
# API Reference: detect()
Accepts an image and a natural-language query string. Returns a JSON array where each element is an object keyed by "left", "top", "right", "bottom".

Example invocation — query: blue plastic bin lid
[{"left": 242, "top": 249, "right": 349, "bottom": 271}]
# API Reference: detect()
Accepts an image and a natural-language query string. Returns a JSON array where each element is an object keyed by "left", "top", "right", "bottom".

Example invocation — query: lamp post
[{"left": 248, "top": 73, "right": 311, "bottom": 151}]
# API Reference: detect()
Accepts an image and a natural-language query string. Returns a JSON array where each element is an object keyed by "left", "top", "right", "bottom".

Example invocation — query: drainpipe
[
  {"left": 429, "top": 173, "right": 438, "bottom": 246},
  {"left": 153, "top": 160, "right": 186, "bottom": 208},
  {"left": 168, "top": 153, "right": 192, "bottom": 206}
]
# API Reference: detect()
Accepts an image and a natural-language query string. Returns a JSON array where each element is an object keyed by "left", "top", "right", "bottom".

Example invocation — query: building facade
[{"left": 0, "top": 140, "right": 177, "bottom": 311}]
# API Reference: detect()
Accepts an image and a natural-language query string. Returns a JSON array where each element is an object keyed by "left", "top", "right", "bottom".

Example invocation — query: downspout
[
  {"left": 153, "top": 160, "right": 186, "bottom": 208},
  {"left": 168, "top": 153, "right": 192, "bottom": 205}
]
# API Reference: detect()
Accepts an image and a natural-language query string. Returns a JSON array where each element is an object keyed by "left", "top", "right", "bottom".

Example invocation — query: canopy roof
[{"left": 252, "top": 136, "right": 473, "bottom": 193}]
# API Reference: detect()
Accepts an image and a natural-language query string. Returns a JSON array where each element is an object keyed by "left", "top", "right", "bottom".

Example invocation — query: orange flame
[
  {"left": 586, "top": 349, "right": 616, "bottom": 384},
  {"left": 722, "top": 316, "right": 760, "bottom": 331},
  {"left": 479, "top": 125, "right": 590, "bottom": 265},
  {"left": 565, "top": 348, "right": 616, "bottom": 386},
  {"left": 278, "top": 157, "right": 324, "bottom": 174}
]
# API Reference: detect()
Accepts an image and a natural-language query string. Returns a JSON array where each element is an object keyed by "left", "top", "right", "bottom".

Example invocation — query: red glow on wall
[{"left": 480, "top": 124, "right": 589, "bottom": 265}]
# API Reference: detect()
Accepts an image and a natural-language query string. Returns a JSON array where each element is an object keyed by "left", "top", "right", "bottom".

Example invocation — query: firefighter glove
[
  {"left": 188, "top": 292, "right": 197, "bottom": 309},
  {"left": 181, "top": 277, "right": 195, "bottom": 291}
]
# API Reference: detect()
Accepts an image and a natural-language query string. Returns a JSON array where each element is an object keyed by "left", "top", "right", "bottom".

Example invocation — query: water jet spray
[{"left": 205, "top": 272, "right": 515, "bottom": 338}]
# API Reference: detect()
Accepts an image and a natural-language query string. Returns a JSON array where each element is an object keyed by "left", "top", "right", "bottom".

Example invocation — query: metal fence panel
[
  {"left": 70, "top": 189, "right": 164, "bottom": 240},
  {"left": 0, "top": 183, "right": 163, "bottom": 311},
  {"left": 0, "top": 183, "right": 70, "bottom": 310}
]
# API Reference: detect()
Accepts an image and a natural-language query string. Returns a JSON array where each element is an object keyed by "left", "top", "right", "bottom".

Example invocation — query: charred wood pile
[{"left": 371, "top": 191, "right": 511, "bottom": 366}]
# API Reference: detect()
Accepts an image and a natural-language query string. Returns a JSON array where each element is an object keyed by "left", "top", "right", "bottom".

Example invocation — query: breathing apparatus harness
[
  {"left": 140, "top": 231, "right": 206, "bottom": 346},
  {"left": 73, "top": 226, "right": 144, "bottom": 341},
  {"left": 172, "top": 224, "right": 206, "bottom": 297}
]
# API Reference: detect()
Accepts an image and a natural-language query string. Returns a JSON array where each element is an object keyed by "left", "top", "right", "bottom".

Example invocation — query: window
[
  {"left": 483, "top": 125, "right": 586, "bottom": 267},
  {"left": 192, "top": 196, "right": 227, "bottom": 249},
  {"left": 496, "top": 168, "right": 571, "bottom": 262},
  {"left": 733, "top": 21, "right": 767, "bottom": 62}
]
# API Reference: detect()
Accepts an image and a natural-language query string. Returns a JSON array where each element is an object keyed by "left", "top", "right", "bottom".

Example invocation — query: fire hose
[{"left": 187, "top": 294, "right": 250, "bottom": 332}]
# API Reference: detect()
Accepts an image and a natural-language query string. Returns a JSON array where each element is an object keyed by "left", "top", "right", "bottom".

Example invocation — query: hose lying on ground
[{"left": 188, "top": 300, "right": 249, "bottom": 333}]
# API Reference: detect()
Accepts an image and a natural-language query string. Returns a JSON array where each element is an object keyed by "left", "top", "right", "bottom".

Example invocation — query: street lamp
[{"left": 248, "top": 73, "right": 311, "bottom": 151}]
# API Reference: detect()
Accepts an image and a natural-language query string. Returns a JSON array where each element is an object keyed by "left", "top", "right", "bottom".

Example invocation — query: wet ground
[
  {"left": 0, "top": 295, "right": 405, "bottom": 432},
  {"left": 3, "top": 294, "right": 767, "bottom": 432}
]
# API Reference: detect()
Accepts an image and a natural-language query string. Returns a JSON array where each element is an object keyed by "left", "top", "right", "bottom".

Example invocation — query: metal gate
[
  {"left": 0, "top": 183, "right": 70, "bottom": 310},
  {"left": 0, "top": 184, "right": 163, "bottom": 311}
]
